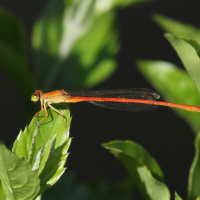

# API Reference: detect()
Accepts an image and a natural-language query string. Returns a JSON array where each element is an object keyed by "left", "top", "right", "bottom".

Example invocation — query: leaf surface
[
  {"left": 188, "top": 133, "right": 200, "bottom": 200},
  {"left": 175, "top": 192, "right": 183, "bottom": 200},
  {"left": 0, "top": 144, "right": 40, "bottom": 200},
  {"left": 13, "top": 105, "right": 72, "bottom": 195},
  {"left": 137, "top": 60, "right": 200, "bottom": 134},
  {"left": 0, "top": 181, "right": 6, "bottom": 200},
  {"left": 103, "top": 140, "right": 170, "bottom": 200},
  {"left": 153, "top": 14, "right": 200, "bottom": 42},
  {"left": 165, "top": 33, "right": 200, "bottom": 94},
  {"left": 32, "top": 0, "right": 119, "bottom": 91}
]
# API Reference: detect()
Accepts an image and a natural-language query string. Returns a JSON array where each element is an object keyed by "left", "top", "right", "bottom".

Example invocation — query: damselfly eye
[{"left": 31, "top": 94, "right": 39, "bottom": 102}]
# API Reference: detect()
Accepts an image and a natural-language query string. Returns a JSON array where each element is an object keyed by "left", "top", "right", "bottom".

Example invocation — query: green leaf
[
  {"left": 188, "top": 133, "right": 200, "bottom": 200},
  {"left": 164, "top": 33, "right": 200, "bottom": 94},
  {"left": 178, "top": 38, "right": 200, "bottom": 57},
  {"left": 32, "top": 0, "right": 118, "bottom": 91},
  {"left": 137, "top": 60, "right": 200, "bottom": 134},
  {"left": 153, "top": 14, "right": 200, "bottom": 43},
  {"left": 96, "top": 0, "right": 156, "bottom": 10},
  {"left": 196, "top": 197, "right": 200, "bottom": 200},
  {"left": 39, "top": 138, "right": 71, "bottom": 194},
  {"left": 0, "top": 144, "right": 40, "bottom": 200},
  {"left": 103, "top": 140, "right": 170, "bottom": 200},
  {"left": 55, "top": 11, "right": 118, "bottom": 90},
  {"left": 0, "top": 8, "right": 34, "bottom": 105},
  {"left": 0, "top": 181, "right": 6, "bottom": 200},
  {"left": 13, "top": 105, "right": 72, "bottom": 195},
  {"left": 175, "top": 192, "right": 183, "bottom": 200},
  {"left": 12, "top": 121, "right": 39, "bottom": 162}
]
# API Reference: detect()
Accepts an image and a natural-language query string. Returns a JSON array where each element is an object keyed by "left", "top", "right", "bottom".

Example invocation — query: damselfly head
[
  {"left": 31, "top": 94, "right": 39, "bottom": 102},
  {"left": 31, "top": 90, "right": 43, "bottom": 102}
]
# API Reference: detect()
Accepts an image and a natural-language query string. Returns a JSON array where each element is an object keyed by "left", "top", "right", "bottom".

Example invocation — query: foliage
[
  {"left": 0, "top": 106, "right": 71, "bottom": 200},
  {"left": 137, "top": 14, "right": 200, "bottom": 200},
  {"left": 102, "top": 140, "right": 170, "bottom": 200},
  {"left": 1, "top": 1, "right": 200, "bottom": 200},
  {"left": 137, "top": 60, "right": 200, "bottom": 133}
]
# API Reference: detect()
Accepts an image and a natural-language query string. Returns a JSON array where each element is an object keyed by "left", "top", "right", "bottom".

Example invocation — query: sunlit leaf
[
  {"left": 175, "top": 192, "right": 183, "bottom": 200},
  {"left": 137, "top": 60, "right": 200, "bottom": 134},
  {"left": 0, "top": 181, "right": 6, "bottom": 200},
  {"left": 103, "top": 140, "right": 170, "bottom": 200},
  {"left": 165, "top": 33, "right": 200, "bottom": 94},
  {"left": 153, "top": 14, "right": 200, "bottom": 43},
  {"left": 179, "top": 38, "right": 200, "bottom": 57},
  {"left": 32, "top": 0, "right": 118, "bottom": 91},
  {"left": 55, "top": 11, "right": 118, "bottom": 90},
  {"left": 96, "top": 0, "right": 156, "bottom": 11},
  {"left": 188, "top": 133, "right": 200, "bottom": 200},
  {"left": 0, "top": 144, "right": 40, "bottom": 200},
  {"left": 13, "top": 105, "right": 72, "bottom": 195}
]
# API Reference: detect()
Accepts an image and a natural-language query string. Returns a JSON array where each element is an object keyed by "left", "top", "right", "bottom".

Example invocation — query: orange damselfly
[{"left": 31, "top": 88, "right": 200, "bottom": 126}]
